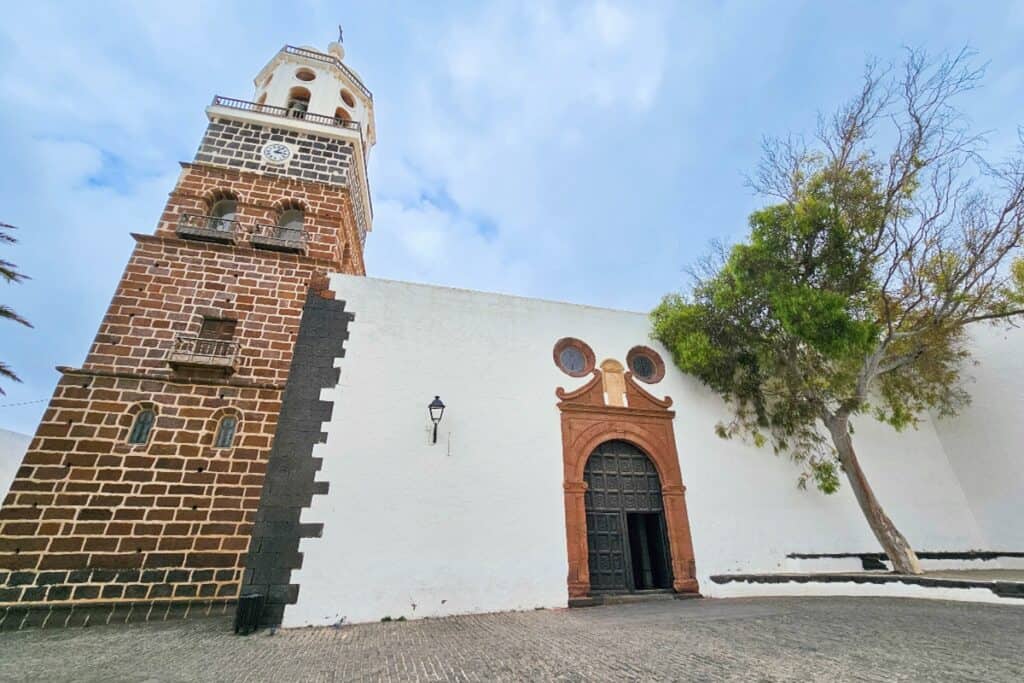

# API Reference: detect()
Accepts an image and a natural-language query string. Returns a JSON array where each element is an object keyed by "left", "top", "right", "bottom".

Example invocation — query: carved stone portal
[{"left": 557, "top": 366, "right": 699, "bottom": 598}]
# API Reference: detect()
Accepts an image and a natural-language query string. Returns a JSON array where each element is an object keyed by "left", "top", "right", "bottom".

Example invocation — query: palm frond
[
  {"left": 0, "top": 258, "right": 28, "bottom": 284},
  {"left": 0, "top": 359, "right": 22, "bottom": 394},
  {"left": 0, "top": 221, "right": 30, "bottom": 393},
  {"left": 0, "top": 304, "right": 32, "bottom": 327}
]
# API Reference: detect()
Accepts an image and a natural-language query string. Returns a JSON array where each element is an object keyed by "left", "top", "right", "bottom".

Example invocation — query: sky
[{"left": 0, "top": 0, "right": 1022, "bottom": 434}]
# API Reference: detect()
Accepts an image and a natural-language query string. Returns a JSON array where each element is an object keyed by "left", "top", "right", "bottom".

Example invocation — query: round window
[
  {"left": 626, "top": 346, "right": 665, "bottom": 384},
  {"left": 631, "top": 354, "right": 655, "bottom": 379},
  {"left": 296, "top": 68, "right": 316, "bottom": 82},
  {"left": 559, "top": 346, "right": 586, "bottom": 374},
  {"left": 340, "top": 88, "right": 356, "bottom": 108},
  {"left": 553, "top": 338, "right": 595, "bottom": 377}
]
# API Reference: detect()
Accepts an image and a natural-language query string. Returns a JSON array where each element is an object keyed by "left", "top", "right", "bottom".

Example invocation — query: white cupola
[{"left": 249, "top": 41, "right": 376, "bottom": 153}]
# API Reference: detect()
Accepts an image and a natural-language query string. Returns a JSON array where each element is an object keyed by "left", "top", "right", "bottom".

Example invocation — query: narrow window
[
  {"left": 278, "top": 207, "right": 304, "bottom": 238},
  {"left": 333, "top": 107, "right": 351, "bottom": 125},
  {"left": 287, "top": 87, "right": 311, "bottom": 118},
  {"left": 128, "top": 410, "right": 155, "bottom": 445},
  {"left": 205, "top": 189, "right": 238, "bottom": 233},
  {"left": 208, "top": 198, "right": 237, "bottom": 232},
  {"left": 214, "top": 416, "right": 238, "bottom": 448}
]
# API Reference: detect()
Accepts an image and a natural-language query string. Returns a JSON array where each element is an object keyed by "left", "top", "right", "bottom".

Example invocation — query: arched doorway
[
  {"left": 585, "top": 440, "right": 673, "bottom": 593},
  {"left": 556, "top": 363, "right": 698, "bottom": 598}
]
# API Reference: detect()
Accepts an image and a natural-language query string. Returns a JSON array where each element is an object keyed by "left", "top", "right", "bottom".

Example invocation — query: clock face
[{"left": 261, "top": 142, "right": 292, "bottom": 163}]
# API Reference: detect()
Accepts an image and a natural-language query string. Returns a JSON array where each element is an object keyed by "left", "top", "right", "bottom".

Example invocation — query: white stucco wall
[
  {"left": 0, "top": 428, "right": 31, "bottom": 500},
  {"left": 286, "top": 276, "right": 1014, "bottom": 626},
  {"left": 932, "top": 325, "right": 1024, "bottom": 550}
]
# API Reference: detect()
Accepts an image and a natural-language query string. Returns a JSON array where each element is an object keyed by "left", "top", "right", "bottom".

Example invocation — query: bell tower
[
  {"left": 191, "top": 40, "right": 376, "bottom": 273},
  {"left": 0, "top": 39, "right": 372, "bottom": 629}
]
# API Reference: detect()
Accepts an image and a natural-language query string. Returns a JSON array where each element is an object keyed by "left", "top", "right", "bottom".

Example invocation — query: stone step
[{"left": 569, "top": 590, "right": 701, "bottom": 608}]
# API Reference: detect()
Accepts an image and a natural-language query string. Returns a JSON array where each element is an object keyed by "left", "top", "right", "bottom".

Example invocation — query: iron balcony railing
[
  {"left": 282, "top": 45, "right": 373, "bottom": 101},
  {"left": 251, "top": 223, "right": 307, "bottom": 253},
  {"left": 167, "top": 335, "right": 239, "bottom": 372},
  {"left": 176, "top": 213, "right": 241, "bottom": 244},
  {"left": 176, "top": 212, "right": 309, "bottom": 254},
  {"left": 211, "top": 96, "right": 362, "bottom": 133}
]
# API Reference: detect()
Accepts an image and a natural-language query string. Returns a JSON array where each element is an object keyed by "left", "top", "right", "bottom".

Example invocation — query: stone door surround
[{"left": 556, "top": 365, "right": 699, "bottom": 598}]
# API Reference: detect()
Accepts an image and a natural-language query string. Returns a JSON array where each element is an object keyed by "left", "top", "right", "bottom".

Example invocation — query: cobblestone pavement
[{"left": 1, "top": 597, "right": 1022, "bottom": 682}]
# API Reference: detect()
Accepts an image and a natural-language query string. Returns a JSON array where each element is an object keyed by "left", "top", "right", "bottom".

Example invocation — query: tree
[
  {"left": 1, "top": 221, "right": 31, "bottom": 394},
  {"left": 652, "top": 49, "right": 1024, "bottom": 575}
]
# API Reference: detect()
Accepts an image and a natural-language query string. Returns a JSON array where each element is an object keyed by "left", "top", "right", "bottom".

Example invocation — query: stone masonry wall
[
  {"left": 0, "top": 374, "right": 278, "bottom": 612},
  {"left": 157, "top": 163, "right": 365, "bottom": 275},
  {"left": 197, "top": 117, "right": 353, "bottom": 187},
  {"left": 0, "top": 173, "right": 355, "bottom": 627},
  {"left": 82, "top": 234, "right": 327, "bottom": 382},
  {"left": 195, "top": 117, "right": 369, "bottom": 243},
  {"left": 0, "top": 234, "right": 318, "bottom": 623}
]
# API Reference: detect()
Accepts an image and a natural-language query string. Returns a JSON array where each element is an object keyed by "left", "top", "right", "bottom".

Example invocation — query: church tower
[{"left": 0, "top": 40, "right": 371, "bottom": 629}]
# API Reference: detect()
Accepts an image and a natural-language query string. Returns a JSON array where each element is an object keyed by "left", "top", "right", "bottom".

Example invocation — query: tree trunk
[{"left": 825, "top": 415, "right": 923, "bottom": 575}]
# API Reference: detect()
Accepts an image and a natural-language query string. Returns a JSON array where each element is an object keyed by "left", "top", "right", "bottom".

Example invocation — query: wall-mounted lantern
[{"left": 428, "top": 395, "right": 445, "bottom": 444}]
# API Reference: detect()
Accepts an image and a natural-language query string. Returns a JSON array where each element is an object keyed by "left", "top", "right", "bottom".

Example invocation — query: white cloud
[
  {"left": 4, "top": 0, "right": 1017, "bottom": 438},
  {"left": 367, "top": 0, "right": 676, "bottom": 301},
  {"left": 369, "top": 198, "right": 536, "bottom": 295}
]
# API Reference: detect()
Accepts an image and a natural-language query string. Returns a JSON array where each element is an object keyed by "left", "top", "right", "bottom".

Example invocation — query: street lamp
[{"left": 428, "top": 395, "right": 445, "bottom": 444}]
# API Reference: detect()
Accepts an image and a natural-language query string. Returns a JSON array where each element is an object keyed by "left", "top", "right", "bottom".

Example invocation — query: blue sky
[{"left": 0, "top": 1, "right": 1022, "bottom": 433}]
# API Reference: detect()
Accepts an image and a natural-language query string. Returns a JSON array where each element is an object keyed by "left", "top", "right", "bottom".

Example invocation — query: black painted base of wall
[
  {"left": 711, "top": 572, "right": 1024, "bottom": 601},
  {"left": 0, "top": 598, "right": 235, "bottom": 632},
  {"left": 239, "top": 288, "right": 353, "bottom": 629},
  {"left": 786, "top": 550, "right": 1024, "bottom": 571}
]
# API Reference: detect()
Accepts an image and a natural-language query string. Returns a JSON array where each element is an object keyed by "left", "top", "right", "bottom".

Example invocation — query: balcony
[
  {"left": 176, "top": 213, "right": 240, "bottom": 244},
  {"left": 252, "top": 224, "right": 307, "bottom": 254},
  {"left": 211, "top": 96, "right": 361, "bottom": 135},
  {"left": 167, "top": 335, "right": 238, "bottom": 373}
]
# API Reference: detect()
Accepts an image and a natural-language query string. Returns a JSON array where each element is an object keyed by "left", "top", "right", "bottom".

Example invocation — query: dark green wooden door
[{"left": 584, "top": 440, "right": 671, "bottom": 593}]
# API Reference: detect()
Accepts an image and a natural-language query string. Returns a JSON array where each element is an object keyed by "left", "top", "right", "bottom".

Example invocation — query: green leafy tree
[
  {"left": 653, "top": 50, "right": 1024, "bottom": 575},
  {"left": 1, "top": 221, "right": 31, "bottom": 394}
]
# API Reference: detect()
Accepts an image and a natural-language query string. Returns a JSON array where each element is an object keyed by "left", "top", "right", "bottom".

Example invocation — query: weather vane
[{"left": 338, "top": 24, "right": 344, "bottom": 44}]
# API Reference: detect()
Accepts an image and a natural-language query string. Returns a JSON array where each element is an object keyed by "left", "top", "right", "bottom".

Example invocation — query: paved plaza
[{"left": 1, "top": 596, "right": 1022, "bottom": 681}]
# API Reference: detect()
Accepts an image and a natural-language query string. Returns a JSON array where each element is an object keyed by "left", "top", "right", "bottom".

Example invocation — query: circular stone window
[
  {"left": 626, "top": 346, "right": 665, "bottom": 384},
  {"left": 553, "top": 337, "right": 595, "bottom": 377},
  {"left": 296, "top": 68, "right": 316, "bottom": 82},
  {"left": 340, "top": 88, "right": 356, "bottom": 108}
]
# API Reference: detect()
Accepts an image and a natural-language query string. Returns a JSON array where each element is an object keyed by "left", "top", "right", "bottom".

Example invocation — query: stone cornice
[{"left": 57, "top": 365, "right": 284, "bottom": 391}]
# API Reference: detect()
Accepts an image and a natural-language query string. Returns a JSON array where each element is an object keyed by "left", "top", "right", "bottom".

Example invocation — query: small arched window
[
  {"left": 214, "top": 416, "right": 238, "bottom": 449},
  {"left": 333, "top": 107, "right": 351, "bottom": 126},
  {"left": 287, "top": 87, "right": 311, "bottom": 118},
  {"left": 128, "top": 410, "right": 155, "bottom": 445},
  {"left": 207, "top": 190, "right": 238, "bottom": 232},
  {"left": 211, "top": 199, "right": 236, "bottom": 220},
  {"left": 278, "top": 203, "right": 304, "bottom": 234}
]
